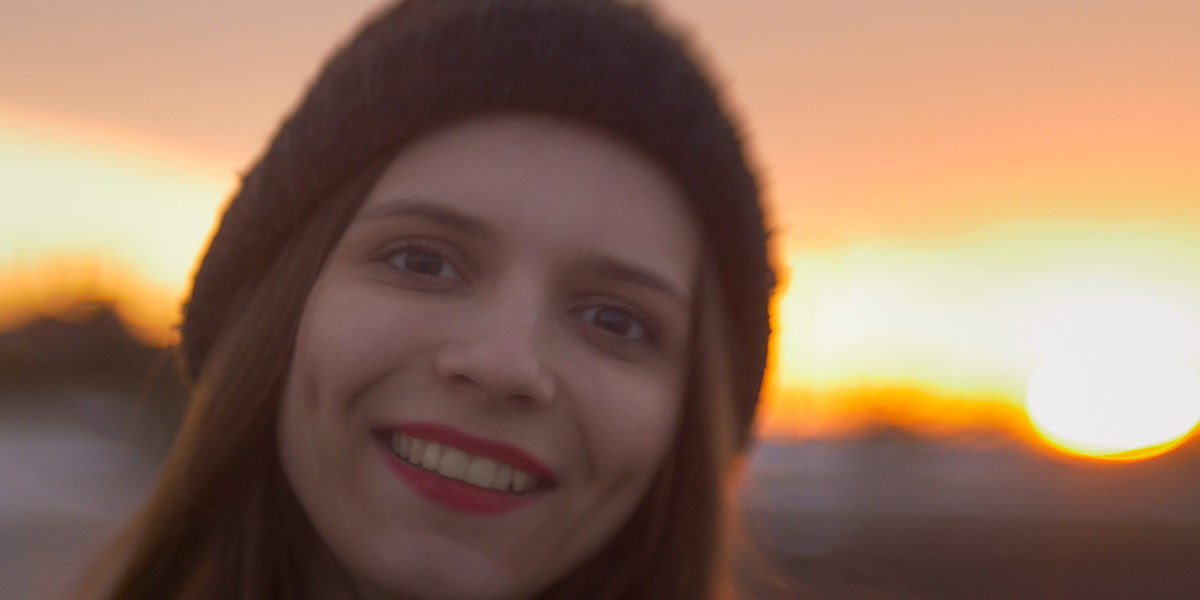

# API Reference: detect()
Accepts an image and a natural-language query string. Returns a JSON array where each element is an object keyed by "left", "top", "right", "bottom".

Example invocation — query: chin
[{"left": 337, "top": 535, "right": 555, "bottom": 600}]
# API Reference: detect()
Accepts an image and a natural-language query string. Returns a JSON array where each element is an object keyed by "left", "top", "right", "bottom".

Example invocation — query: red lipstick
[{"left": 377, "top": 422, "right": 556, "bottom": 514}]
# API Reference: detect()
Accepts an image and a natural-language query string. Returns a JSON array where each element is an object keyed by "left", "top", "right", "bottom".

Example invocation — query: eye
[
  {"left": 576, "top": 305, "right": 650, "bottom": 341},
  {"left": 386, "top": 245, "right": 464, "bottom": 282}
]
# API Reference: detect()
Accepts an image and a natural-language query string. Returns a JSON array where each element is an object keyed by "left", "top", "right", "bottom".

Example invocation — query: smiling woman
[
  {"left": 79, "top": 1, "right": 774, "bottom": 599},
  {"left": 278, "top": 116, "right": 701, "bottom": 598}
]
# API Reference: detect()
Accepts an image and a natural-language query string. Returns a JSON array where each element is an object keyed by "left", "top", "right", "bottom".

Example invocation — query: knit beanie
[{"left": 181, "top": 0, "right": 774, "bottom": 447}]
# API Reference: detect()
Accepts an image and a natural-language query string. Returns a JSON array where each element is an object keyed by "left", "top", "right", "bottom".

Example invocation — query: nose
[{"left": 433, "top": 292, "right": 558, "bottom": 407}]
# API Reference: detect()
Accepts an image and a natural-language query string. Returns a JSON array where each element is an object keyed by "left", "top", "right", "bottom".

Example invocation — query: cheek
[
  {"left": 576, "top": 365, "right": 685, "bottom": 487},
  {"left": 277, "top": 284, "right": 419, "bottom": 496},
  {"left": 287, "top": 282, "right": 443, "bottom": 409}
]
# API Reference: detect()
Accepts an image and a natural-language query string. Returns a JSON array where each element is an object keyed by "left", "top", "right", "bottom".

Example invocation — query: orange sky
[{"left": 2, "top": 0, "right": 1199, "bottom": 455}]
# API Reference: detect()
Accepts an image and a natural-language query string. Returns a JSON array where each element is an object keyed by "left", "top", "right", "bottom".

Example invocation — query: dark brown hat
[{"left": 181, "top": 0, "right": 774, "bottom": 446}]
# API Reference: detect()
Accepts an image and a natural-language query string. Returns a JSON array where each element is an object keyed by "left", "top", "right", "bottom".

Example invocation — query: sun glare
[
  {"left": 0, "top": 106, "right": 233, "bottom": 344},
  {"left": 1025, "top": 292, "right": 1200, "bottom": 460},
  {"left": 1027, "top": 356, "right": 1200, "bottom": 460}
]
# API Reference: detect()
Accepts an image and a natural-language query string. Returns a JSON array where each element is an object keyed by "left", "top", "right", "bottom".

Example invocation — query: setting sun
[
  {"left": 4, "top": 0, "right": 1200, "bottom": 461},
  {"left": 1025, "top": 292, "right": 1200, "bottom": 460},
  {"left": 1027, "top": 357, "right": 1200, "bottom": 460}
]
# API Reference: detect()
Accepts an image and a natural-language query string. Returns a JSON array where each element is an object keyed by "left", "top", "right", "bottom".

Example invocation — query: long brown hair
[
  {"left": 85, "top": 158, "right": 387, "bottom": 599},
  {"left": 86, "top": 148, "right": 751, "bottom": 600}
]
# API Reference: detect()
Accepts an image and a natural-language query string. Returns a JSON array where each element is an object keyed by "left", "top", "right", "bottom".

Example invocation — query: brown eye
[
  {"left": 388, "top": 247, "right": 462, "bottom": 281},
  {"left": 576, "top": 305, "right": 648, "bottom": 341}
]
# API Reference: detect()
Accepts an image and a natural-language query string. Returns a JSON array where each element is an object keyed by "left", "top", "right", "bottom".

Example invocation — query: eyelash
[
  {"left": 574, "top": 300, "right": 660, "bottom": 346},
  {"left": 376, "top": 240, "right": 467, "bottom": 284}
]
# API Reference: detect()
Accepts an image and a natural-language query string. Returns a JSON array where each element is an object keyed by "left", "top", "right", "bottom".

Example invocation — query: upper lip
[{"left": 379, "top": 421, "right": 558, "bottom": 483}]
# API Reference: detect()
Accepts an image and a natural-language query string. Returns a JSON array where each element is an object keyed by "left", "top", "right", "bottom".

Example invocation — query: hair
[
  {"left": 83, "top": 157, "right": 391, "bottom": 600},
  {"left": 84, "top": 128, "right": 749, "bottom": 600}
]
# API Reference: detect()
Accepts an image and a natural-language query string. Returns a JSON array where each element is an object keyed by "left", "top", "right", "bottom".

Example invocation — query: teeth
[
  {"left": 511, "top": 469, "right": 530, "bottom": 494},
  {"left": 465, "top": 457, "right": 497, "bottom": 487},
  {"left": 389, "top": 433, "right": 540, "bottom": 494},
  {"left": 421, "top": 441, "right": 442, "bottom": 469},
  {"left": 438, "top": 447, "right": 469, "bottom": 480},
  {"left": 396, "top": 434, "right": 415, "bottom": 456},
  {"left": 493, "top": 464, "right": 513, "bottom": 492},
  {"left": 409, "top": 439, "right": 425, "bottom": 466}
]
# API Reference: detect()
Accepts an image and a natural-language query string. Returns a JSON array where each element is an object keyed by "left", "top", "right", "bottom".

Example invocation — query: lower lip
[{"left": 380, "top": 445, "right": 539, "bottom": 514}]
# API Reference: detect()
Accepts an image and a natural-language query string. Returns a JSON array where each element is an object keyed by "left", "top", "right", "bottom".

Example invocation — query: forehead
[{"left": 357, "top": 115, "right": 701, "bottom": 292}]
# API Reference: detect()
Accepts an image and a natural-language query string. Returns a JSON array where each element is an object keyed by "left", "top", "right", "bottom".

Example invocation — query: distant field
[
  {"left": 740, "top": 438, "right": 1200, "bottom": 599},
  {"left": 0, "top": 387, "right": 164, "bottom": 599}
]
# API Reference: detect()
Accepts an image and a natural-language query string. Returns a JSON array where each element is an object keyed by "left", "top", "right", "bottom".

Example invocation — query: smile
[
  {"left": 376, "top": 422, "right": 556, "bottom": 514},
  {"left": 389, "top": 433, "right": 538, "bottom": 494}
]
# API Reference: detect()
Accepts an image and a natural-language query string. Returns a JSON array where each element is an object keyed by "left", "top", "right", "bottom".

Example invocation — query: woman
[{"left": 88, "top": 0, "right": 773, "bottom": 598}]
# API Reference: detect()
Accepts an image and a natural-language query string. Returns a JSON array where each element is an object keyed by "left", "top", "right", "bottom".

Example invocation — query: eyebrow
[
  {"left": 586, "top": 257, "right": 691, "bottom": 309},
  {"left": 354, "top": 200, "right": 493, "bottom": 238}
]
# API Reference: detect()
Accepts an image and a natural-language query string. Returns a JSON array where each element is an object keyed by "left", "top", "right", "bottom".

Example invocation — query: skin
[{"left": 278, "top": 114, "right": 702, "bottom": 600}]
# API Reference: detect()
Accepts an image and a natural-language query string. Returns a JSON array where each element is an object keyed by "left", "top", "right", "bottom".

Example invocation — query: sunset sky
[{"left": 2, "top": 0, "right": 1199, "bottom": 458}]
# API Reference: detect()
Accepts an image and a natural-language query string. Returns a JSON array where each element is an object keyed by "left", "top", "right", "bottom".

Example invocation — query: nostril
[
  {"left": 448, "top": 373, "right": 475, "bottom": 387},
  {"left": 433, "top": 340, "right": 557, "bottom": 404},
  {"left": 507, "top": 393, "right": 538, "bottom": 405}
]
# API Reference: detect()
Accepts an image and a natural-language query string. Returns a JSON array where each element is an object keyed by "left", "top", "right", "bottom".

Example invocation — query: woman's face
[{"left": 278, "top": 115, "right": 700, "bottom": 600}]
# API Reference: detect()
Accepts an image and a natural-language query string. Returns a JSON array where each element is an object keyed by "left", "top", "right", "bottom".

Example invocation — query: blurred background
[{"left": 2, "top": 0, "right": 1198, "bottom": 598}]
